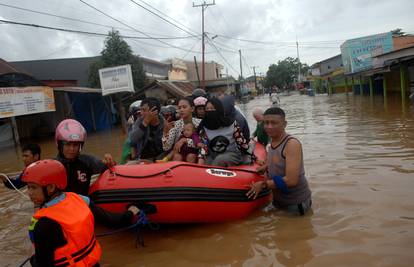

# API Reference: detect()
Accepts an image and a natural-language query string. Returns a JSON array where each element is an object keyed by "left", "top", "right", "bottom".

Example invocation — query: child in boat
[{"left": 158, "top": 122, "right": 204, "bottom": 163}]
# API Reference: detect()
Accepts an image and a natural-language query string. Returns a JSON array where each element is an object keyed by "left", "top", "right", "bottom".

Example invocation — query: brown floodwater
[{"left": 1, "top": 93, "right": 414, "bottom": 267}]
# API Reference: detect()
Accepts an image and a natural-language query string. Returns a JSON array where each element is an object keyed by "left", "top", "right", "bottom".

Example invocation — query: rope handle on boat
[
  {"left": 112, "top": 163, "right": 260, "bottom": 179},
  {"left": 0, "top": 173, "right": 30, "bottom": 200}
]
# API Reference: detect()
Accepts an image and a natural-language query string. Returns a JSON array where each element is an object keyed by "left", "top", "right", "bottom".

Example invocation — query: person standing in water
[
  {"left": 2, "top": 143, "right": 41, "bottom": 189},
  {"left": 247, "top": 107, "right": 312, "bottom": 215}
]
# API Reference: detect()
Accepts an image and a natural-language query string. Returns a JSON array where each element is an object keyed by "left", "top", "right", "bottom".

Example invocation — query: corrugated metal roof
[
  {"left": 143, "top": 80, "right": 194, "bottom": 98},
  {"left": 0, "top": 58, "right": 31, "bottom": 76}
]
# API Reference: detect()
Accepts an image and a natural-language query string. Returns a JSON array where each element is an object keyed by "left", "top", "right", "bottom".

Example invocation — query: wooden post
[
  {"left": 351, "top": 76, "right": 355, "bottom": 94},
  {"left": 345, "top": 77, "right": 349, "bottom": 94},
  {"left": 89, "top": 100, "right": 97, "bottom": 131},
  {"left": 115, "top": 94, "right": 127, "bottom": 134},
  {"left": 400, "top": 64, "right": 406, "bottom": 103},
  {"left": 328, "top": 79, "right": 332, "bottom": 95},
  {"left": 383, "top": 75, "right": 387, "bottom": 103},
  {"left": 369, "top": 76, "right": 374, "bottom": 97},
  {"left": 10, "top": 117, "right": 21, "bottom": 147}
]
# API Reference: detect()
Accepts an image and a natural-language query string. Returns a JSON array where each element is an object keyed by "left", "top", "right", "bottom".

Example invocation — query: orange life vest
[{"left": 31, "top": 192, "right": 102, "bottom": 267}]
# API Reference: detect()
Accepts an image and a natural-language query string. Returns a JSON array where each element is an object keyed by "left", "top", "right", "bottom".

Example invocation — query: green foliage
[
  {"left": 264, "top": 57, "right": 309, "bottom": 89},
  {"left": 88, "top": 30, "right": 146, "bottom": 90},
  {"left": 391, "top": 28, "right": 406, "bottom": 37}
]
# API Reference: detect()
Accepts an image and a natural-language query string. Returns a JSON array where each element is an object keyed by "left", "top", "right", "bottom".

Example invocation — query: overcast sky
[{"left": 1, "top": 0, "right": 413, "bottom": 77}]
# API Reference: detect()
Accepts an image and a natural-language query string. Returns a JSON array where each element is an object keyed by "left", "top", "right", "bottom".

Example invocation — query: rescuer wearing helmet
[
  {"left": 54, "top": 119, "right": 114, "bottom": 196},
  {"left": 54, "top": 119, "right": 140, "bottom": 227},
  {"left": 23, "top": 159, "right": 102, "bottom": 267}
]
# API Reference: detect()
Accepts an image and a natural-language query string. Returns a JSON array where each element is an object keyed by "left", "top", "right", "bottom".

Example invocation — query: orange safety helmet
[{"left": 22, "top": 159, "right": 67, "bottom": 190}]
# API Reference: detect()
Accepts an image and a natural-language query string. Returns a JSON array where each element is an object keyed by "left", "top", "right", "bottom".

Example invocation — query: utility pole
[
  {"left": 226, "top": 68, "right": 229, "bottom": 91},
  {"left": 194, "top": 56, "right": 201, "bottom": 87},
  {"left": 193, "top": 0, "right": 215, "bottom": 90},
  {"left": 296, "top": 36, "right": 301, "bottom": 83},
  {"left": 252, "top": 66, "right": 258, "bottom": 93},
  {"left": 237, "top": 49, "right": 244, "bottom": 99}
]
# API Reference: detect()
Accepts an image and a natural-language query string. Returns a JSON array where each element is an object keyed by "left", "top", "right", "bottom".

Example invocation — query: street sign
[{"left": 99, "top": 64, "right": 135, "bottom": 96}]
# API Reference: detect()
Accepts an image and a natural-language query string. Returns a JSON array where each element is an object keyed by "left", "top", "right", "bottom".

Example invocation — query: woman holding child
[{"left": 161, "top": 97, "right": 201, "bottom": 163}]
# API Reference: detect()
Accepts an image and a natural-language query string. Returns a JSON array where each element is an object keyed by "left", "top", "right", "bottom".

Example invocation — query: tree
[
  {"left": 88, "top": 30, "right": 146, "bottom": 132},
  {"left": 391, "top": 28, "right": 406, "bottom": 37},
  {"left": 264, "top": 57, "right": 309, "bottom": 90},
  {"left": 88, "top": 30, "right": 146, "bottom": 90}
]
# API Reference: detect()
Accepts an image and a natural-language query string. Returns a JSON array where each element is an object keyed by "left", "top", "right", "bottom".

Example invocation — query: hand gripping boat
[{"left": 89, "top": 143, "right": 272, "bottom": 223}]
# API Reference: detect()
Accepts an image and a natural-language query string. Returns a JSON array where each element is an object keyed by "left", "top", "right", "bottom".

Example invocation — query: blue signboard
[{"left": 341, "top": 32, "right": 393, "bottom": 73}]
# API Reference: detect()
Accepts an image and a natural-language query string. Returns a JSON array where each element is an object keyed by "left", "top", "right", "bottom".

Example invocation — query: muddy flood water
[{"left": 1, "top": 93, "right": 414, "bottom": 267}]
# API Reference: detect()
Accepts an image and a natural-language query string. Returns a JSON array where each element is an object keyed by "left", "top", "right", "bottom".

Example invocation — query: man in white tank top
[{"left": 246, "top": 107, "right": 312, "bottom": 215}]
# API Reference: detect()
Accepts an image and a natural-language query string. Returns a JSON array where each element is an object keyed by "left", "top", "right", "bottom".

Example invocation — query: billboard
[
  {"left": 99, "top": 64, "right": 135, "bottom": 96},
  {"left": 0, "top": 86, "right": 55, "bottom": 119},
  {"left": 341, "top": 32, "right": 393, "bottom": 73}
]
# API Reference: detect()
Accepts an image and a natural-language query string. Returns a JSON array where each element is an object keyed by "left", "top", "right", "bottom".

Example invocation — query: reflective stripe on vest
[{"left": 32, "top": 192, "right": 101, "bottom": 267}]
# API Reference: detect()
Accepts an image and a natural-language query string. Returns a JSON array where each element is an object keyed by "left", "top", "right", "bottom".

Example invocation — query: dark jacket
[
  {"left": 3, "top": 172, "right": 26, "bottom": 189},
  {"left": 129, "top": 115, "right": 164, "bottom": 160},
  {"left": 221, "top": 95, "right": 250, "bottom": 140},
  {"left": 55, "top": 154, "right": 107, "bottom": 196}
]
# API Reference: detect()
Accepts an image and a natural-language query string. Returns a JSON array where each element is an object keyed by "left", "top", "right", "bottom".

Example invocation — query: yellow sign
[{"left": 0, "top": 86, "right": 55, "bottom": 118}]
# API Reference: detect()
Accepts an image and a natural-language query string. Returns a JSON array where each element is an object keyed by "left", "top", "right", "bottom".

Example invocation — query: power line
[
  {"left": 241, "top": 53, "right": 252, "bottom": 76},
  {"left": 37, "top": 34, "right": 96, "bottom": 60},
  {"left": 128, "top": 0, "right": 199, "bottom": 38},
  {"left": 181, "top": 39, "right": 201, "bottom": 59},
  {"left": 0, "top": 3, "right": 135, "bottom": 34},
  {"left": 133, "top": 0, "right": 199, "bottom": 35},
  {"left": 0, "top": 19, "right": 197, "bottom": 40},
  {"left": 206, "top": 36, "right": 239, "bottom": 75},
  {"left": 78, "top": 0, "right": 203, "bottom": 53},
  {"left": 0, "top": 2, "right": 198, "bottom": 38},
  {"left": 209, "top": 33, "right": 346, "bottom": 45}
]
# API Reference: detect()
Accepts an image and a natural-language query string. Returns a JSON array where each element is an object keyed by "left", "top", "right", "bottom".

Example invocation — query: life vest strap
[{"left": 54, "top": 236, "right": 97, "bottom": 266}]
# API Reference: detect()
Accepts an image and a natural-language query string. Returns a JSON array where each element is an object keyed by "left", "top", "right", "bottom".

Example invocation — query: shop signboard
[
  {"left": 341, "top": 32, "right": 393, "bottom": 73},
  {"left": 0, "top": 86, "right": 55, "bottom": 118}
]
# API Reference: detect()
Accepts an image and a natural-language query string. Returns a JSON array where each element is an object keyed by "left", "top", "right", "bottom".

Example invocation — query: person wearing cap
[
  {"left": 120, "top": 100, "right": 143, "bottom": 164},
  {"left": 192, "top": 88, "right": 207, "bottom": 98},
  {"left": 193, "top": 96, "right": 208, "bottom": 119},
  {"left": 23, "top": 159, "right": 102, "bottom": 267}
]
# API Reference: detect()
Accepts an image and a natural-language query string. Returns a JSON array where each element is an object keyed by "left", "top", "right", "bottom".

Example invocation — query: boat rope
[
  {"left": 110, "top": 163, "right": 259, "bottom": 179},
  {"left": 96, "top": 210, "right": 159, "bottom": 247},
  {"left": 0, "top": 173, "right": 30, "bottom": 200},
  {"left": 17, "top": 256, "right": 30, "bottom": 267}
]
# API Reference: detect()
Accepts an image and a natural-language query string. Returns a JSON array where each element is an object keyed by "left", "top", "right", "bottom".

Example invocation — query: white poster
[
  {"left": 99, "top": 64, "right": 135, "bottom": 96},
  {"left": 0, "top": 86, "right": 55, "bottom": 119}
]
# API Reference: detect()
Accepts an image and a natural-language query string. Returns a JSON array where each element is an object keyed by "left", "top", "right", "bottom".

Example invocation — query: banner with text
[
  {"left": 0, "top": 86, "right": 55, "bottom": 118},
  {"left": 99, "top": 64, "right": 135, "bottom": 96}
]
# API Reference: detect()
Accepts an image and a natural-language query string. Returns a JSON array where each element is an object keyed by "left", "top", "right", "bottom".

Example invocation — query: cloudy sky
[{"left": 1, "top": 0, "right": 413, "bottom": 77}]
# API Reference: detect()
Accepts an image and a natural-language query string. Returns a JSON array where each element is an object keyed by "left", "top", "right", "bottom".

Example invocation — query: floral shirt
[
  {"left": 162, "top": 118, "right": 201, "bottom": 151},
  {"left": 198, "top": 121, "right": 249, "bottom": 159}
]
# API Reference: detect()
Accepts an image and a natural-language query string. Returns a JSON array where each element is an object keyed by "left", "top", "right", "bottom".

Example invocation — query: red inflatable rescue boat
[{"left": 89, "top": 143, "right": 271, "bottom": 223}]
